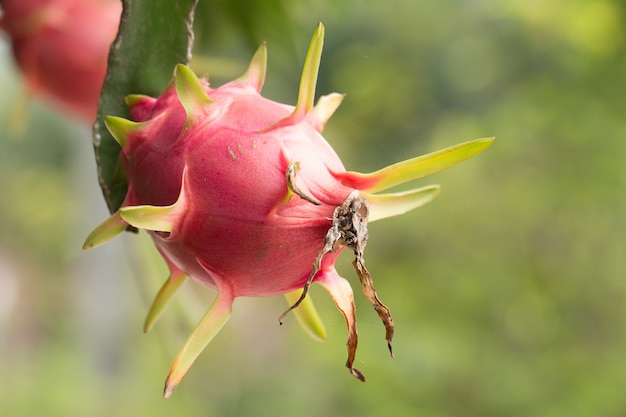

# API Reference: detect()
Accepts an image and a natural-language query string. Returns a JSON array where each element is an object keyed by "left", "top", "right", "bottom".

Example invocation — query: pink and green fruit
[{"left": 84, "top": 23, "right": 493, "bottom": 397}]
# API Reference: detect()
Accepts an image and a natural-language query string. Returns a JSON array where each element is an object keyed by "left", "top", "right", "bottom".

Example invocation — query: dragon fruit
[
  {"left": 0, "top": 0, "right": 121, "bottom": 122},
  {"left": 84, "top": 23, "right": 493, "bottom": 397}
]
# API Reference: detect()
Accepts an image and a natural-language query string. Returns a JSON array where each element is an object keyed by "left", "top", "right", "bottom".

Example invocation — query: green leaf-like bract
[{"left": 93, "top": 0, "right": 198, "bottom": 213}]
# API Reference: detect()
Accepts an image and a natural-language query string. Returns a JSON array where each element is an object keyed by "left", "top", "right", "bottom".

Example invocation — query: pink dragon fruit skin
[
  {"left": 0, "top": 0, "right": 121, "bottom": 122},
  {"left": 84, "top": 23, "right": 493, "bottom": 397}
]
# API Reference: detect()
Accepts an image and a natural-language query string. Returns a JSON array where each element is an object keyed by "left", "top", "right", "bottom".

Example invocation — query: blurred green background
[{"left": 2, "top": 0, "right": 626, "bottom": 416}]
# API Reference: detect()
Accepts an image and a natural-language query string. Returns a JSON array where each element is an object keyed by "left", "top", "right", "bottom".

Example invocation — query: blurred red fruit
[{"left": 1, "top": 0, "right": 121, "bottom": 122}]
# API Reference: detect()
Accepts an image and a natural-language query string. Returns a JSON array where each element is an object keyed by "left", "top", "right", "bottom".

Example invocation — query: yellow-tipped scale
[
  {"left": 307, "top": 93, "right": 345, "bottom": 132},
  {"left": 336, "top": 137, "right": 495, "bottom": 193},
  {"left": 164, "top": 288, "right": 234, "bottom": 398},
  {"left": 125, "top": 94, "right": 153, "bottom": 108},
  {"left": 272, "top": 22, "right": 325, "bottom": 128},
  {"left": 120, "top": 204, "right": 178, "bottom": 233},
  {"left": 104, "top": 115, "right": 147, "bottom": 148},
  {"left": 82, "top": 211, "right": 127, "bottom": 250},
  {"left": 119, "top": 166, "right": 190, "bottom": 232},
  {"left": 236, "top": 41, "right": 268, "bottom": 92},
  {"left": 365, "top": 185, "right": 441, "bottom": 223},
  {"left": 174, "top": 64, "right": 214, "bottom": 127},
  {"left": 144, "top": 267, "right": 188, "bottom": 333},
  {"left": 284, "top": 290, "right": 327, "bottom": 342}
]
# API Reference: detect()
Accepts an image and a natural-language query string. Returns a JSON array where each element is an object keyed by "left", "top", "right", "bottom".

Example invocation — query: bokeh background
[{"left": 2, "top": 0, "right": 626, "bottom": 416}]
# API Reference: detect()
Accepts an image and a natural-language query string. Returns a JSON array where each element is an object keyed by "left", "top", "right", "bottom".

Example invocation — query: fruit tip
[
  {"left": 480, "top": 136, "right": 496, "bottom": 146},
  {"left": 163, "top": 379, "right": 176, "bottom": 398},
  {"left": 315, "top": 21, "right": 325, "bottom": 34}
]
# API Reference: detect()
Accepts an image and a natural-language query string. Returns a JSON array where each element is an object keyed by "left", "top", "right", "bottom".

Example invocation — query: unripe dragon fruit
[
  {"left": 0, "top": 0, "right": 121, "bottom": 122},
  {"left": 84, "top": 23, "right": 493, "bottom": 397}
]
